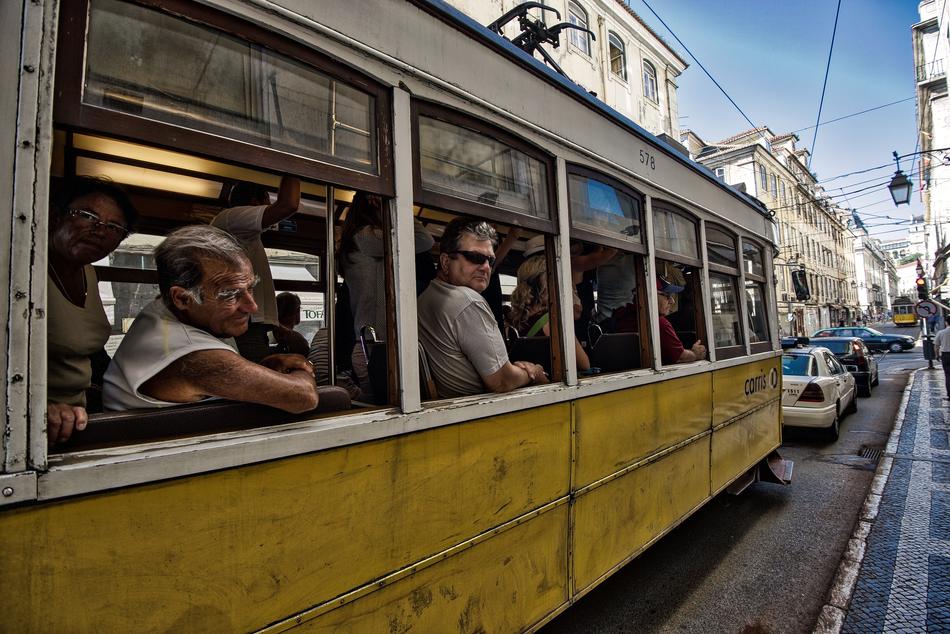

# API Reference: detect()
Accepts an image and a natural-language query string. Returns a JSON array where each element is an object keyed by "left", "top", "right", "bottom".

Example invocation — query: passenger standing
[
  {"left": 274, "top": 292, "right": 310, "bottom": 356},
  {"left": 934, "top": 322, "right": 950, "bottom": 400},
  {"left": 337, "top": 192, "right": 434, "bottom": 400},
  {"left": 211, "top": 175, "right": 300, "bottom": 362},
  {"left": 47, "top": 176, "right": 137, "bottom": 444}
]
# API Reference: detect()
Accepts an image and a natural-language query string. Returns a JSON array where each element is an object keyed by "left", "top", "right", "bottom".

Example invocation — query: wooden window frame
[
  {"left": 566, "top": 163, "right": 647, "bottom": 255},
  {"left": 55, "top": 0, "right": 395, "bottom": 197},
  {"left": 411, "top": 99, "right": 557, "bottom": 234},
  {"left": 708, "top": 271, "right": 745, "bottom": 361},
  {"left": 706, "top": 222, "right": 739, "bottom": 273}
]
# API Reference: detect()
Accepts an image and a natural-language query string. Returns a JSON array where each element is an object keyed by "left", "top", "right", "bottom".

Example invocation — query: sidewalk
[{"left": 816, "top": 367, "right": 950, "bottom": 633}]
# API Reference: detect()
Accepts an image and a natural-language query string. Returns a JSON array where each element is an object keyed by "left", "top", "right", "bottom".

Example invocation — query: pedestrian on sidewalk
[{"left": 934, "top": 321, "right": 950, "bottom": 399}]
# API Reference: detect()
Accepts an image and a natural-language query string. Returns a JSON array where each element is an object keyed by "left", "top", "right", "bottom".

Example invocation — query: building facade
[
  {"left": 445, "top": 0, "right": 688, "bottom": 138},
  {"left": 914, "top": 0, "right": 950, "bottom": 294},
  {"left": 683, "top": 127, "right": 859, "bottom": 335}
]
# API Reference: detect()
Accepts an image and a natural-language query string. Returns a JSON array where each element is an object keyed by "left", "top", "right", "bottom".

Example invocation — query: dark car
[
  {"left": 806, "top": 336, "right": 879, "bottom": 396},
  {"left": 812, "top": 326, "right": 916, "bottom": 353}
]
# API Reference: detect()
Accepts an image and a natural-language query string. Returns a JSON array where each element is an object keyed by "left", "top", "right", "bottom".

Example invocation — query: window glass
[
  {"left": 568, "top": 2, "right": 591, "bottom": 56},
  {"left": 743, "top": 241, "right": 764, "bottom": 277},
  {"left": 608, "top": 32, "right": 626, "bottom": 80},
  {"left": 782, "top": 354, "right": 814, "bottom": 376},
  {"left": 710, "top": 273, "right": 742, "bottom": 349},
  {"left": 706, "top": 225, "right": 737, "bottom": 268},
  {"left": 572, "top": 240, "right": 645, "bottom": 374},
  {"left": 84, "top": 0, "right": 376, "bottom": 171},
  {"left": 568, "top": 172, "right": 642, "bottom": 242},
  {"left": 745, "top": 281, "right": 769, "bottom": 344},
  {"left": 759, "top": 164, "right": 767, "bottom": 190},
  {"left": 653, "top": 207, "right": 697, "bottom": 258},
  {"left": 419, "top": 116, "right": 550, "bottom": 219},
  {"left": 642, "top": 60, "right": 658, "bottom": 103}
]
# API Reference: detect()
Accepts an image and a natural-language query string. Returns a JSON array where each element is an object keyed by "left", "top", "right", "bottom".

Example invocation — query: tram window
[
  {"left": 417, "top": 214, "right": 558, "bottom": 400},
  {"left": 59, "top": 0, "right": 392, "bottom": 191},
  {"left": 415, "top": 112, "right": 551, "bottom": 223},
  {"left": 568, "top": 169, "right": 643, "bottom": 245},
  {"left": 706, "top": 225, "right": 738, "bottom": 268},
  {"left": 653, "top": 206, "right": 698, "bottom": 259},
  {"left": 743, "top": 241, "right": 771, "bottom": 351},
  {"left": 655, "top": 258, "right": 706, "bottom": 365},
  {"left": 709, "top": 273, "right": 743, "bottom": 353}
]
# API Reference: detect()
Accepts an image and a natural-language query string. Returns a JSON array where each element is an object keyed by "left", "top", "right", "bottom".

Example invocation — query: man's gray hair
[
  {"left": 155, "top": 225, "right": 249, "bottom": 306},
  {"left": 440, "top": 216, "right": 498, "bottom": 254}
]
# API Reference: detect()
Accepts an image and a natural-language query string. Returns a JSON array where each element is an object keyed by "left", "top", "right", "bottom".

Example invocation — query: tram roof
[{"left": 414, "top": 0, "right": 772, "bottom": 222}]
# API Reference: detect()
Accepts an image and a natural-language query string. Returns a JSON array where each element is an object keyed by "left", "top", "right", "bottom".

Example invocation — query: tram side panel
[
  {"left": 571, "top": 375, "right": 713, "bottom": 594},
  {"left": 710, "top": 358, "right": 783, "bottom": 494},
  {"left": 0, "top": 405, "right": 571, "bottom": 632}
]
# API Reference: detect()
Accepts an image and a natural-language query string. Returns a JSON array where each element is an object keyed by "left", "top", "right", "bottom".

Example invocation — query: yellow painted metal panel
[
  {"left": 292, "top": 506, "right": 569, "bottom": 633},
  {"left": 711, "top": 400, "right": 782, "bottom": 493},
  {"left": 574, "top": 374, "right": 711, "bottom": 488},
  {"left": 572, "top": 438, "right": 710, "bottom": 592},
  {"left": 711, "top": 356, "right": 781, "bottom": 425},
  {"left": 0, "top": 405, "right": 570, "bottom": 632}
]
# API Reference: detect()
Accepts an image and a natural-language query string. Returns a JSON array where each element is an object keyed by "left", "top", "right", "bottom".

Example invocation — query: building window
[
  {"left": 642, "top": 59, "right": 658, "bottom": 103},
  {"left": 568, "top": 2, "right": 591, "bottom": 57},
  {"left": 759, "top": 164, "right": 767, "bottom": 191},
  {"left": 608, "top": 32, "right": 626, "bottom": 80},
  {"left": 770, "top": 173, "right": 777, "bottom": 198},
  {"left": 714, "top": 167, "right": 725, "bottom": 182}
]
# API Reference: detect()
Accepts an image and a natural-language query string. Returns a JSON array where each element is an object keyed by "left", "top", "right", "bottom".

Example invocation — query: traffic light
[{"left": 917, "top": 275, "right": 929, "bottom": 300}]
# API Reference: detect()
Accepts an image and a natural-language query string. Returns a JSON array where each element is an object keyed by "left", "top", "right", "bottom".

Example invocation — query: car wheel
[
  {"left": 858, "top": 376, "right": 872, "bottom": 397},
  {"left": 889, "top": 342, "right": 903, "bottom": 353},
  {"left": 844, "top": 389, "right": 858, "bottom": 414},
  {"left": 828, "top": 406, "right": 840, "bottom": 440}
]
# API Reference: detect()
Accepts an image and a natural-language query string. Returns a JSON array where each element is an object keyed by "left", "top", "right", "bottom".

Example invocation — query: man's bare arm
[
  {"left": 261, "top": 175, "right": 301, "bottom": 227},
  {"left": 140, "top": 349, "right": 318, "bottom": 413},
  {"left": 482, "top": 361, "right": 548, "bottom": 393}
]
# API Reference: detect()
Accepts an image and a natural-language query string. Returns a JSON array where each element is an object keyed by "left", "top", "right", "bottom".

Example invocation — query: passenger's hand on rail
[
  {"left": 691, "top": 339, "right": 707, "bottom": 360},
  {"left": 46, "top": 402, "right": 88, "bottom": 445},
  {"left": 261, "top": 353, "right": 315, "bottom": 377},
  {"left": 514, "top": 361, "right": 549, "bottom": 385}
]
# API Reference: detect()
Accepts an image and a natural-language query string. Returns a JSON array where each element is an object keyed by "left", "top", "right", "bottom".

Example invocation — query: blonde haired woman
[{"left": 509, "top": 251, "right": 590, "bottom": 371}]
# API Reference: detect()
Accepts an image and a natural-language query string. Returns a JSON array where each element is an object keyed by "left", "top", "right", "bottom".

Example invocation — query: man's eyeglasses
[
  {"left": 449, "top": 250, "right": 496, "bottom": 268},
  {"left": 67, "top": 209, "right": 131, "bottom": 240},
  {"left": 212, "top": 275, "right": 260, "bottom": 305}
]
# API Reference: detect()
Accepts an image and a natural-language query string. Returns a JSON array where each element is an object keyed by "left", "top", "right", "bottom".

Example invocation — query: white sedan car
[{"left": 782, "top": 345, "right": 857, "bottom": 440}]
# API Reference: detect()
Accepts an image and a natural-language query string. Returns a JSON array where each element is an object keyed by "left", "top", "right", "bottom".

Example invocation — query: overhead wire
[{"left": 807, "top": 0, "right": 842, "bottom": 169}]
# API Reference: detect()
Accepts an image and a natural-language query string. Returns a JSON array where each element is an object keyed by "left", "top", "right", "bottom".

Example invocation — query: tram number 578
[{"left": 639, "top": 149, "right": 656, "bottom": 170}]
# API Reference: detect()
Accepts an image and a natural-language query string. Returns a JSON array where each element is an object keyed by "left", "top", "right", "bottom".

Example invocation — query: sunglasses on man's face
[{"left": 449, "top": 250, "right": 496, "bottom": 268}]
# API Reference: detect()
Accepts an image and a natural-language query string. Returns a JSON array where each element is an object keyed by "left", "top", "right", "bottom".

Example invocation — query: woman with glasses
[
  {"left": 337, "top": 191, "right": 433, "bottom": 401},
  {"left": 47, "top": 176, "right": 137, "bottom": 445}
]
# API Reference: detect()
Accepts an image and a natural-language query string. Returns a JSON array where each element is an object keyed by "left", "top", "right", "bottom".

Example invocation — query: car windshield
[
  {"left": 819, "top": 341, "right": 849, "bottom": 354},
  {"left": 782, "top": 354, "right": 815, "bottom": 376},
  {"left": 863, "top": 328, "right": 883, "bottom": 336}
]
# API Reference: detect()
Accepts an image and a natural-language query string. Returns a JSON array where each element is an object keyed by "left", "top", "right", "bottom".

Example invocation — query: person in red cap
[{"left": 657, "top": 276, "right": 706, "bottom": 364}]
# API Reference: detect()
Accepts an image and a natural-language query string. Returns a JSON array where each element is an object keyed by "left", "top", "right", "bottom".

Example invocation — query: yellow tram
[
  {"left": 1, "top": 1, "right": 789, "bottom": 631},
  {"left": 892, "top": 296, "right": 917, "bottom": 327}
]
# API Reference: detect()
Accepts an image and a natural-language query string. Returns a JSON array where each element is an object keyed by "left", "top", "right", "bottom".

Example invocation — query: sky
[{"left": 626, "top": 0, "right": 925, "bottom": 243}]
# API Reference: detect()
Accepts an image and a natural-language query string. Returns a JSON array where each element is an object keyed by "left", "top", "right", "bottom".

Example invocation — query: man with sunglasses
[
  {"left": 103, "top": 225, "right": 318, "bottom": 413},
  {"left": 656, "top": 276, "right": 706, "bottom": 364},
  {"left": 418, "top": 217, "right": 548, "bottom": 398}
]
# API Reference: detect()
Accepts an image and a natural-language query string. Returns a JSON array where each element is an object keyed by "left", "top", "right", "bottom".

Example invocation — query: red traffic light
[{"left": 917, "top": 276, "right": 929, "bottom": 300}]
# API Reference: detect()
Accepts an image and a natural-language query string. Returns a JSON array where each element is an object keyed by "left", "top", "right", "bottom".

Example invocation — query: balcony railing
[{"left": 917, "top": 58, "right": 945, "bottom": 82}]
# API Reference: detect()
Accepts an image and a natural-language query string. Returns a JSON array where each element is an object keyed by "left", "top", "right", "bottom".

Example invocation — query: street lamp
[{"left": 888, "top": 151, "right": 913, "bottom": 206}]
